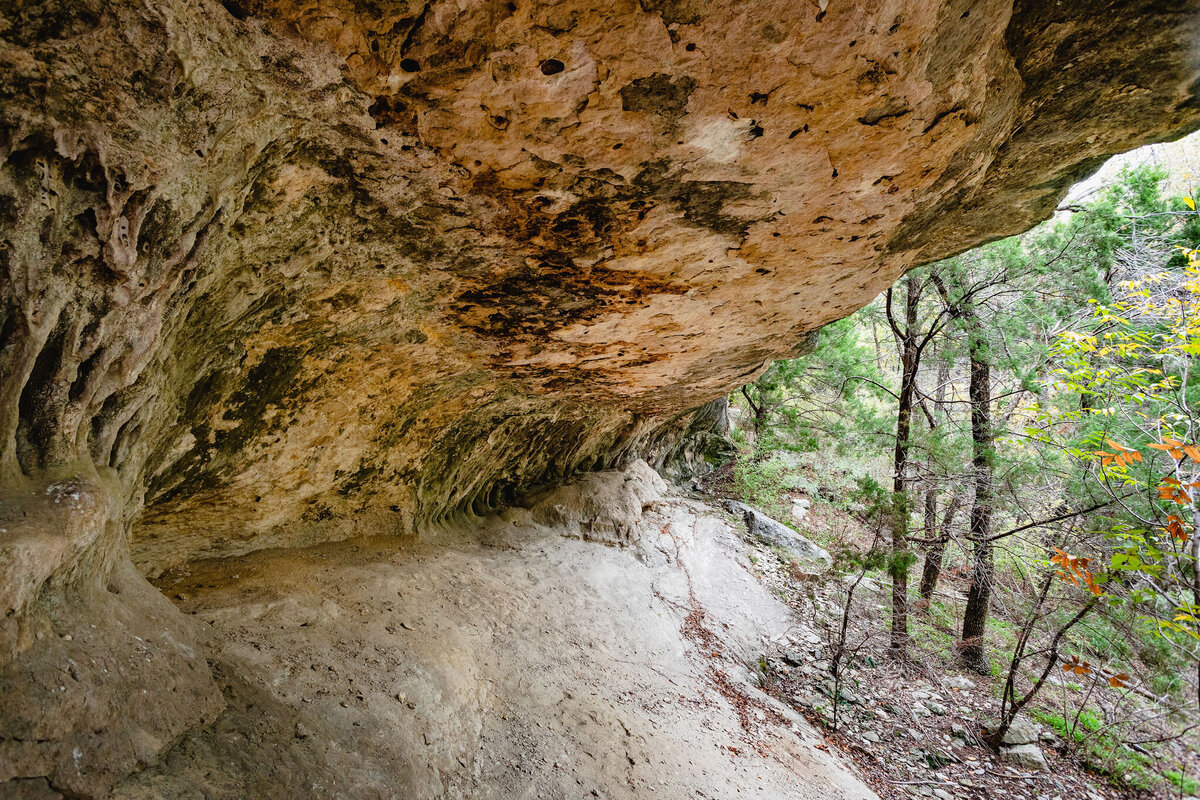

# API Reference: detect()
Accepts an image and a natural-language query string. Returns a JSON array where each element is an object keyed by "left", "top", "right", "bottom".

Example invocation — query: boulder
[
  {"left": 924, "top": 701, "right": 948, "bottom": 716},
  {"left": 527, "top": 460, "right": 667, "bottom": 545},
  {"left": 999, "top": 714, "right": 1041, "bottom": 746},
  {"left": 723, "top": 501, "right": 832, "bottom": 574},
  {"left": 1000, "top": 743, "right": 1050, "bottom": 772}
]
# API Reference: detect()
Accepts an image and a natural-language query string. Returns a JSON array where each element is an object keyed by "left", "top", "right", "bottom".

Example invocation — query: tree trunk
[
  {"left": 959, "top": 324, "right": 995, "bottom": 674},
  {"left": 740, "top": 385, "right": 767, "bottom": 456},
  {"left": 918, "top": 354, "right": 953, "bottom": 602},
  {"left": 889, "top": 275, "right": 921, "bottom": 658},
  {"left": 919, "top": 492, "right": 962, "bottom": 601}
]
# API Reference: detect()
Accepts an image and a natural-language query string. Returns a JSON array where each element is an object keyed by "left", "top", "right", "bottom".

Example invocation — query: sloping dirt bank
[{"left": 107, "top": 468, "right": 874, "bottom": 799}]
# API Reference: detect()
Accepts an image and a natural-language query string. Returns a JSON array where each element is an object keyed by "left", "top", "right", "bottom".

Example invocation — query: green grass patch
[{"left": 1031, "top": 707, "right": 1180, "bottom": 794}]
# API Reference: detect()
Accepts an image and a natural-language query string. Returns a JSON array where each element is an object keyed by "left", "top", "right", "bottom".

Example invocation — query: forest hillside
[{"left": 712, "top": 149, "right": 1200, "bottom": 800}]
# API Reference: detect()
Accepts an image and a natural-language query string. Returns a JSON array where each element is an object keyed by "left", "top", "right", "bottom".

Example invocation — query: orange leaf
[
  {"left": 1168, "top": 516, "right": 1191, "bottom": 541},
  {"left": 1185, "top": 445, "right": 1200, "bottom": 462}
]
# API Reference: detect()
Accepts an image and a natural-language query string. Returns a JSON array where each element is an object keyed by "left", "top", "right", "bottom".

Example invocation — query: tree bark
[
  {"left": 919, "top": 492, "right": 962, "bottom": 601},
  {"left": 889, "top": 275, "right": 921, "bottom": 658},
  {"left": 959, "top": 321, "right": 995, "bottom": 674},
  {"left": 740, "top": 385, "right": 767, "bottom": 455},
  {"left": 918, "top": 353, "right": 954, "bottom": 601}
]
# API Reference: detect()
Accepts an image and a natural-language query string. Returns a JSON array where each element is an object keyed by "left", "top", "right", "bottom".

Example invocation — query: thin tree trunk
[
  {"left": 890, "top": 275, "right": 921, "bottom": 658},
  {"left": 920, "top": 486, "right": 938, "bottom": 588},
  {"left": 740, "top": 385, "right": 766, "bottom": 457},
  {"left": 959, "top": 322, "right": 995, "bottom": 674},
  {"left": 919, "top": 492, "right": 962, "bottom": 601},
  {"left": 918, "top": 354, "right": 953, "bottom": 601}
]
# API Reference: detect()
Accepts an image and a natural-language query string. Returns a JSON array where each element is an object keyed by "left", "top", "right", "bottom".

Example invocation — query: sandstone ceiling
[
  {"left": 4, "top": 0, "right": 1200, "bottom": 794},
  {"left": 4, "top": 0, "right": 1199, "bottom": 569}
]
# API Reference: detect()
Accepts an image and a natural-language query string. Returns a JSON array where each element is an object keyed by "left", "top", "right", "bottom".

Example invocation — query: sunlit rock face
[{"left": 1, "top": 0, "right": 1199, "bottom": 793}]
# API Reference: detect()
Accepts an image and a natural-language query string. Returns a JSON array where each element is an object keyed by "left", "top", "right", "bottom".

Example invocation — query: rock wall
[{"left": 2, "top": 0, "right": 1200, "bottom": 794}]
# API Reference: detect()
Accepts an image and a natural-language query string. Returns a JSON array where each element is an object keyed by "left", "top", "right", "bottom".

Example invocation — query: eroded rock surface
[
  {"left": 111, "top": 488, "right": 877, "bottom": 800},
  {"left": 2, "top": 0, "right": 1200, "bottom": 794},
  {"left": 3, "top": 0, "right": 1199, "bottom": 567}
]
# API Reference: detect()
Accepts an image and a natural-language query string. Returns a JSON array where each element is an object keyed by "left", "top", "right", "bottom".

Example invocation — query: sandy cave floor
[{"left": 112, "top": 496, "right": 876, "bottom": 799}]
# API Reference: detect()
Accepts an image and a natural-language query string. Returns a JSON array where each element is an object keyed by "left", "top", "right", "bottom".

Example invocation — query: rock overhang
[
  {"left": 1, "top": 0, "right": 1199, "bottom": 567},
  {"left": 4, "top": 1, "right": 1200, "bottom": 793}
]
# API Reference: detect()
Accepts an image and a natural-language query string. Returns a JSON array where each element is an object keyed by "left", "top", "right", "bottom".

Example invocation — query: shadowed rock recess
[{"left": 2, "top": 0, "right": 1200, "bottom": 795}]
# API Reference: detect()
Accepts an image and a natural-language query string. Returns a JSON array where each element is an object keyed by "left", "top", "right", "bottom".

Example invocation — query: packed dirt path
[{"left": 112, "top": 470, "right": 876, "bottom": 799}]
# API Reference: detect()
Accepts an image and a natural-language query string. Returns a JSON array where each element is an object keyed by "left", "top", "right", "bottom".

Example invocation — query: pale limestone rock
[
  {"left": 1001, "top": 743, "right": 1050, "bottom": 772},
  {"left": 724, "top": 500, "right": 833, "bottom": 573}
]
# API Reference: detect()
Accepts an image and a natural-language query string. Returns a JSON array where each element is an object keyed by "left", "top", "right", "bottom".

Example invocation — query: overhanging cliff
[{"left": 2, "top": 0, "right": 1200, "bottom": 794}]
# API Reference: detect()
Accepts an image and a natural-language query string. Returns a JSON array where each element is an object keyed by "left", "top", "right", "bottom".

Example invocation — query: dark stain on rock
[
  {"left": 473, "top": 171, "right": 629, "bottom": 258},
  {"left": 3, "top": 2, "right": 101, "bottom": 47},
  {"left": 145, "top": 347, "right": 312, "bottom": 506},
  {"left": 338, "top": 464, "right": 381, "bottom": 496},
  {"left": 220, "top": 347, "right": 308, "bottom": 449},
  {"left": 760, "top": 22, "right": 786, "bottom": 43},
  {"left": 452, "top": 254, "right": 686, "bottom": 340},
  {"left": 669, "top": 180, "right": 757, "bottom": 237},
  {"left": 638, "top": 0, "right": 702, "bottom": 26},
  {"left": 855, "top": 62, "right": 890, "bottom": 90},
  {"left": 922, "top": 104, "right": 967, "bottom": 134},
  {"left": 631, "top": 161, "right": 765, "bottom": 238},
  {"left": 455, "top": 161, "right": 767, "bottom": 349},
  {"left": 619, "top": 73, "right": 697, "bottom": 123},
  {"left": 858, "top": 102, "right": 911, "bottom": 126},
  {"left": 367, "top": 95, "right": 419, "bottom": 134}
]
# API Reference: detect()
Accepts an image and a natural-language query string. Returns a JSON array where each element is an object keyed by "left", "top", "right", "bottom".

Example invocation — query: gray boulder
[
  {"left": 999, "top": 714, "right": 1041, "bottom": 745},
  {"left": 723, "top": 500, "right": 832, "bottom": 574},
  {"left": 1000, "top": 743, "right": 1049, "bottom": 772}
]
